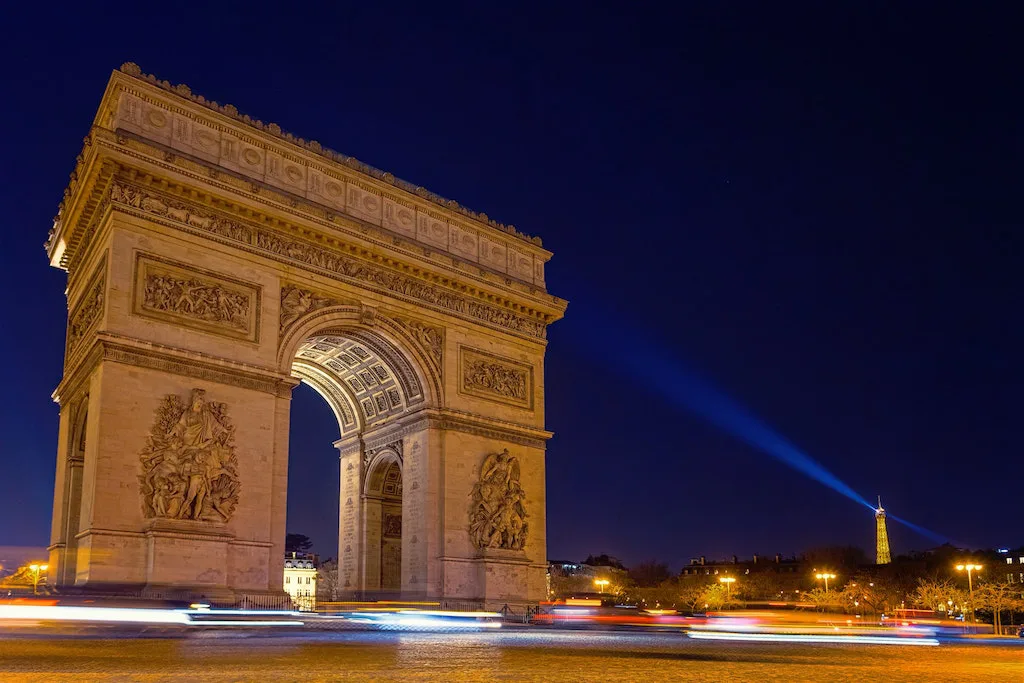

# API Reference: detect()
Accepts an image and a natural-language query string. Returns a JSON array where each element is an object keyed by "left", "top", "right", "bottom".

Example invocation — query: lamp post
[
  {"left": 719, "top": 576, "right": 736, "bottom": 602},
  {"left": 594, "top": 579, "right": 609, "bottom": 594},
  {"left": 815, "top": 572, "right": 837, "bottom": 592},
  {"left": 29, "top": 563, "right": 49, "bottom": 595},
  {"left": 955, "top": 563, "right": 982, "bottom": 631}
]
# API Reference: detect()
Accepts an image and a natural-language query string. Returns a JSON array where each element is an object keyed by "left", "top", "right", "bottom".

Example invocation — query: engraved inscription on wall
[
  {"left": 132, "top": 252, "right": 261, "bottom": 342},
  {"left": 459, "top": 346, "right": 534, "bottom": 410}
]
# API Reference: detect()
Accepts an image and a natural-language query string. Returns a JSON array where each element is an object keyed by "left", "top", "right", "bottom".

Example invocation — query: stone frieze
[
  {"left": 66, "top": 255, "right": 107, "bottom": 357},
  {"left": 132, "top": 253, "right": 261, "bottom": 342},
  {"left": 110, "top": 182, "right": 547, "bottom": 340},
  {"left": 459, "top": 346, "right": 533, "bottom": 409}
]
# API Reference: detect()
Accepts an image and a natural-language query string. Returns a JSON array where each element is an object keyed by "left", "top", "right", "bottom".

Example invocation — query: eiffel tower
[{"left": 875, "top": 497, "right": 892, "bottom": 564}]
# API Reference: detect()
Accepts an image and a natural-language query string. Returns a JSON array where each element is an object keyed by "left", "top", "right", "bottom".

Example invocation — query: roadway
[{"left": 0, "top": 629, "right": 1020, "bottom": 680}]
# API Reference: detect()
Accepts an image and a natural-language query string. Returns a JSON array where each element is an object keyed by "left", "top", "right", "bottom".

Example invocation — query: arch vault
[{"left": 43, "top": 64, "right": 567, "bottom": 607}]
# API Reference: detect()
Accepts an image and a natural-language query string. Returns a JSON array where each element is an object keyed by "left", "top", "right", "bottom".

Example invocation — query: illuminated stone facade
[
  {"left": 45, "top": 64, "right": 567, "bottom": 607},
  {"left": 283, "top": 553, "right": 317, "bottom": 611}
]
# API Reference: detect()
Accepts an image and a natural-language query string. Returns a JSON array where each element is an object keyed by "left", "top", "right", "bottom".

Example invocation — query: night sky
[{"left": 1, "top": 3, "right": 1020, "bottom": 569}]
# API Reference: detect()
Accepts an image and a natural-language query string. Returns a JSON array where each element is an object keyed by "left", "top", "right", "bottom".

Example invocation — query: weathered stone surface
[{"left": 45, "top": 66, "right": 565, "bottom": 605}]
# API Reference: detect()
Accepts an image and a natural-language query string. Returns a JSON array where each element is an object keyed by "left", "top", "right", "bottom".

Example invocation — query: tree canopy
[{"left": 286, "top": 533, "right": 313, "bottom": 554}]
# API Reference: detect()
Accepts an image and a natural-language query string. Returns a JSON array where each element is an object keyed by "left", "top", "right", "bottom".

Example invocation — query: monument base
[
  {"left": 477, "top": 548, "right": 534, "bottom": 610},
  {"left": 144, "top": 518, "right": 234, "bottom": 589}
]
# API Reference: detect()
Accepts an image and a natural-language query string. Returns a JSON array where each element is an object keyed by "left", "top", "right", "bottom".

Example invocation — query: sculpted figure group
[
  {"left": 139, "top": 389, "right": 240, "bottom": 523},
  {"left": 143, "top": 273, "right": 249, "bottom": 330},
  {"left": 464, "top": 359, "right": 527, "bottom": 400},
  {"left": 469, "top": 449, "right": 528, "bottom": 551}
]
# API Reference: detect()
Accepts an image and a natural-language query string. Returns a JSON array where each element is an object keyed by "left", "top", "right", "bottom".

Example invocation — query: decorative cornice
[
  {"left": 108, "top": 180, "right": 549, "bottom": 340},
  {"left": 54, "top": 333, "right": 298, "bottom": 404},
  {"left": 369, "top": 407, "right": 551, "bottom": 450},
  {"left": 115, "top": 62, "right": 542, "bottom": 247},
  {"left": 73, "top": 131, "right": 562, "bottom": 315}
]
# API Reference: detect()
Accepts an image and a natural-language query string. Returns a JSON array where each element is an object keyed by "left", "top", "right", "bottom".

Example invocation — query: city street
[{"left": 0, "top": 629, "right": 1020, "bottom": 681}]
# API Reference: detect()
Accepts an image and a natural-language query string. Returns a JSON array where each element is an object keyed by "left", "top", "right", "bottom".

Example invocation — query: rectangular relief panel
[
  {"left": 458, "top": 345, "right": 534, "bottom": 410},
  {"left": 66, "top": 252, "right": 108, "bottom": 358},
  {"left": 132, "top": 252, "right": 262, "bottom": 342}
]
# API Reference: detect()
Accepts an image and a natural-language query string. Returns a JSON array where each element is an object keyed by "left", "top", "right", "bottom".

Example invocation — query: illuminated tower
[{"left": 875, "top": 497, "right": 892, "bottom": 565}]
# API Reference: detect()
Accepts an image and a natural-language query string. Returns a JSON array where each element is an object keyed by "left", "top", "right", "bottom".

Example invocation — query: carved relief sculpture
[
  {"left": 66, "top": 260, "right": 106, "bottom": 356},
  {"left": 139, "top": 388, "right": 240, "bottom": 523},
  {"left": 395, "top": 317, "right": 444, "bottom": 370},
  {"left": 383, "top": 513, "right": 402, "bottom": 538},
  {"left": 133, "top": 254, "right": 260, "bottom": 342},
  {"left": 460, "top": 347, "right": 533, "bottom": 409},
  {"left": 279, "top": 284, "right": 339, "bottom": 333},
  {"left": 143, "top": 273, "right": 249, "bottom": 331},
  {"left": 469, "top": 449, "right": 528, "bottom": 552}
]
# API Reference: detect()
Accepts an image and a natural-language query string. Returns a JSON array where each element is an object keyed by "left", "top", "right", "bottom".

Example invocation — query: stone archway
[
  {"left": 282, "top": 316, "right": 437, "bottom": 599},
  {"left": 364, "top": 455, "right": 402, "bottom": 595},
  {"left": 44, "top": 64, "right": 567, "bottom": 607}
]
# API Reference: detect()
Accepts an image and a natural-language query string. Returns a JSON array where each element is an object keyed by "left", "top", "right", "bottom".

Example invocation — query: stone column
[
  {"left": 336, "top": 435, "right": 363, "bottom": 597},
  {"left": 400, "top": 418, "right": 444, "bottom": 601},
  {"left": 255, "top": 385, "right": 297, "bottom": 598},
  {"left": 46, "top": 403, "right": 74, "bottom": 585},
  {"left": 361, "top": 495, "right": 383, "bottom": 594}
]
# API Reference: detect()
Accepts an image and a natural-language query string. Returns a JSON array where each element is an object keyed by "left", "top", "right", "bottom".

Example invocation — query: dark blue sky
[{"left": 1, "top": 3, "right": 1020, "bottom": 569}]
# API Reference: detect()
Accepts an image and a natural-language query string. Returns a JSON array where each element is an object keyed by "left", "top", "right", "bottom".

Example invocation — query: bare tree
[
  {"left": 317, "top": 559, "right": 339, "bottom": 601},
  {"left": 973, "top": 579, "right": 1023, "bottom": 632},
  {"left": 912, "top": 578, "right": 966, "bottom": 617}
]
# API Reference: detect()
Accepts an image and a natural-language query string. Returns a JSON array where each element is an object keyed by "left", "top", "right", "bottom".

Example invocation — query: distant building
[
  {"left": 680, "top": 553, "right": 801, "bottom": 577},
  {"left": 680, "top": 553, "right": 805, "bottom": 598},
  {"left": 547, "top": 558, "right": 627, "bottom": 599},
  {"left": 284, "top": 552, "right": 318, "bottom": 611},
  {"left": 875, "top": 498, "right": 892, "bottom": 564},
  {"left": 548, "top": 560, "right": 594, "bottom": 578},
  {"left": 996, "top": 548, "right": 1024, "bottom": 584}
]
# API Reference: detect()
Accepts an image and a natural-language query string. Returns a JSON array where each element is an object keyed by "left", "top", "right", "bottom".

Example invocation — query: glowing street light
[
  {"left": 594, "top": 579, "right": 610, "bottom": 594},
  {"left": 815, "top": 572, "right": 837, "bottom": 592},
  {"left": 955, "top": 563, "right": 982, "bottom": 629},
  {"left": 28, "top": 563, "right": 49, "bottom": 595},
  {"left": 719, "top": 576, "right": 736, "bottom": 601}
]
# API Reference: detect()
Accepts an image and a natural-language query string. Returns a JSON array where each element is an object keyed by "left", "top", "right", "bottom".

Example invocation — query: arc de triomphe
[{"left": 44, "top": 63, "right": 566, "bottom": 606}]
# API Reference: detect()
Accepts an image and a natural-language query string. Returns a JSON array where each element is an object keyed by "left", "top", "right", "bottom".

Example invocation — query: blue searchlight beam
[{"left": 569, "top": 298, "right": 949, "bottom": 542}]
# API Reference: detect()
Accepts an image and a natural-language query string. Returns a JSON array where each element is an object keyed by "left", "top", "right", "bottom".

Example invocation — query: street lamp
[
  {"left": 955, "top": 563, "right": 982, "bottom": 629},
  {"left": 594, "top": 579, "right": 609, "bottom": 594},
  {"left": 719, "top": 576, "right": 736, "bottom": 601},
  {"left": 28, "top": 563, "right": 49, "bottom": 595},
  {"left": 815, "top": 572, "right": 837, "bottom": 592}
]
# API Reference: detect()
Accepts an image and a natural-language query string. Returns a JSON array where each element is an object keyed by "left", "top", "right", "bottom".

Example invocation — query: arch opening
[
  {"left": 286, "top": 325, "right": 425, "bottom": 600},
  {"left": 363, "top": 455, "right": 403, "bottom": 594},
  {"left": 60, "top": 401, "right": 88, "bottom": 585}
]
